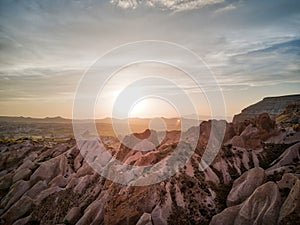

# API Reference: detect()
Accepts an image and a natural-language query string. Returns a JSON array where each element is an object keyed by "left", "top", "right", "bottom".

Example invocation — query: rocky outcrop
[
  {"left": 226, "top": 167, "right": 265, "bottom": 207},
  {"left": 211, "top": 169, "right": 300, "bottom": 225},
  {"left": 1, "top": 196, "right": 33, "bottom": 224},
  {"left": 63, "top": 207, "right": 81, "bottom": 225},
  {"left": 229, "top": 112, "right": 278, "bottom": 149},
  {"left": 211, "top": 181, "right": 282, "bottom": 225},
  {"left": 233, "top": 94, "right": 300, "bottom": 124},
  {"left": 278, "top": 178, "right": 300, "bottom": 224},
  {"left": 234, "top": 181, "right": 281, "bottom": 225},
  {"left": 277, "top": 173, "right": 298, "bottom": 190},
  {"left": 268, "top": 142, "right": 300, "bottom": 170},
  {"left": 136, "top": 213, "right": 152, "bottom": 225},
  {"left": 30, "top": 154, "right": 72, "bottom": 184},
  {"left": 1, "top": 180, "right": 31, "bottom": 211},
  {"left": 210, "top": 204, "right": 242, "bottom": 225},
  {"left": 76, "top": 191, "right": 108, "bottom": 225}
]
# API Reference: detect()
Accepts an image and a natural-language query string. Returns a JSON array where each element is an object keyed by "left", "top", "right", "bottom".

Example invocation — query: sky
[{"left": 0, "top": 0, "right": 299, "bottom": 120}]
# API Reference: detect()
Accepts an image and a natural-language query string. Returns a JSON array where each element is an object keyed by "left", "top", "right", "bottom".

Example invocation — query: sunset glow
[{"left": 0, "top": 1, "right": 299, "bottom": 120}]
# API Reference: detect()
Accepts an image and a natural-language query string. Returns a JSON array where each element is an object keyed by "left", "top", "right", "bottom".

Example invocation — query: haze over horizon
[{"left": 0, "top": 0, "right": 299, "bottom": 119}]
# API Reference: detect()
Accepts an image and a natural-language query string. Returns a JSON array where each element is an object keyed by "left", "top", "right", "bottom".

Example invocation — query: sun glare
[{"left": 129, "top": 98, "right": 178, "bottom": 118}]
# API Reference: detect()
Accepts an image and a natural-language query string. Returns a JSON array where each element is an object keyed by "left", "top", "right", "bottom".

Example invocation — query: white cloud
[
  {"left": 110, "top": 0, "right": 225, "bottom": 12},
  {"left": 214, "top": 3, "right": 236, "bottom": 14},
  {"left": 110, "top": 0, "right": 139, "bottom": 9}
]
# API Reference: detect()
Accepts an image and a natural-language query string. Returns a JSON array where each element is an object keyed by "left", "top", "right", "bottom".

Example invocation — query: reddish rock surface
[{"left": 0, "top": 95, "right": 299, "bottom": 225}]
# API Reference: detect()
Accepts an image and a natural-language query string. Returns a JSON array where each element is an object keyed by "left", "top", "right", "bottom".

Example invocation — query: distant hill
[
  {"left": 233, "top": 94, "right": 300, "bottom": 123},
  {"left": 0, "top": 116, "right": 201, "bottom": 134},
  {"left": 0, "top": 116, "right": 71, "bottom": 123}
]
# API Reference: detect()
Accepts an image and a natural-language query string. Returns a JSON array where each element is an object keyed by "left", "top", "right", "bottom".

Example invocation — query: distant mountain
[
  {"left": 0, "top": 116, "right": 201, "bottom": 134},
  {"left": 0, "top": 116, "right": 71, "bottom": 123}
]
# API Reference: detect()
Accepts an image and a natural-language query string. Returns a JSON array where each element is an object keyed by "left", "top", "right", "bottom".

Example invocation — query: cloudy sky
[{"left": 0, "top": 0, "right": 299, "bottom": 119}]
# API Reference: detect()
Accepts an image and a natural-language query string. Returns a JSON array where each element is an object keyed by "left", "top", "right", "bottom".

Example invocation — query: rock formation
[
  {"left": 0, "top": 95, "right": 299, "bottom": 225},
  {"left": 233, "top": 94, "right": 300, "bottom": 124}
]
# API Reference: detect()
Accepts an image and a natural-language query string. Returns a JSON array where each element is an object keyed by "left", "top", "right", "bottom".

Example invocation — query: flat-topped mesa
[{"left": 233, "top": 94, "right": 300, "bottom": 124}]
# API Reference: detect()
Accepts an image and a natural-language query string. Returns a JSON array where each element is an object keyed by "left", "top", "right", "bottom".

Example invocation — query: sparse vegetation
[
  {"left": 266, "top": 170, "right": 285, "bottom": 182},
  {"left": 223, "top": 148, "right": 234, "bottom": 158},
  {"left": 260, "top": 143, "right": 294, "bottom": 169},
  {"left": 208, "top": 181, "right": 233, "bottom": 211}
]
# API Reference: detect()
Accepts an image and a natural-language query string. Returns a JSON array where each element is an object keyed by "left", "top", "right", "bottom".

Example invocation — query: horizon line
[{"left": 0, "top": 115, "right": 233, "bottom": 120}]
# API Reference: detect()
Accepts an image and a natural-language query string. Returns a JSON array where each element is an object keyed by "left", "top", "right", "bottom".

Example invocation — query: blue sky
[{"left": 0, "top": 0, "right": 299, "bottom": 119}]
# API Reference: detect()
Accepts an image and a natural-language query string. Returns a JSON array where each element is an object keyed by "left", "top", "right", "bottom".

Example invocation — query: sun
[{"left": 129, "top": 98, "right": 178, "bottom": 118}]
